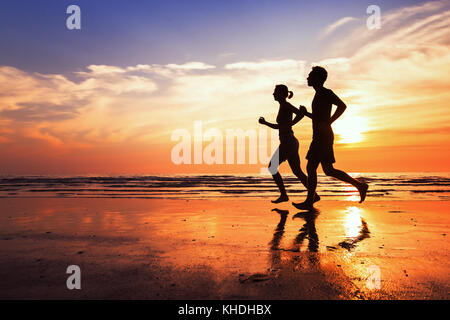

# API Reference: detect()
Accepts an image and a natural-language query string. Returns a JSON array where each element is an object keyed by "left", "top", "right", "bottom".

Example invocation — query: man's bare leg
[
  {"left": 287, "top": 155, "right": 320, "bottom": 203},
  {"left": 292, "top": 160, "right": 320, "bottom": 209},
  {"left": 322, "top": 163, "right": 368, "bottom": 203}
]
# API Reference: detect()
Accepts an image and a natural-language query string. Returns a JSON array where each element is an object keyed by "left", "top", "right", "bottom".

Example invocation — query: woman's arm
[
  {"left": 291, "top": 113, "right": 304, "bottom": 126},
  {"left": 264, "top": 121, "right": 280, "bottom": 129},
  {"left": 259, "top": 117, "right": 279, "bottom": 129},
  {"left": 287, "top": 104, "right": 310, "bottom": 126}
]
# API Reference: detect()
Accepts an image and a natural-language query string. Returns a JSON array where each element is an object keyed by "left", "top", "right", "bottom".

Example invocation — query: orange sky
[{"left": 0, "top": 1, "right": 449, "bottom": 175}]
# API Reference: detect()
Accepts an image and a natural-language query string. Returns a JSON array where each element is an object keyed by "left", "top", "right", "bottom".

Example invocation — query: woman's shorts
[{"left": 270, "top": 136, "right": 299, "bottom": 170}]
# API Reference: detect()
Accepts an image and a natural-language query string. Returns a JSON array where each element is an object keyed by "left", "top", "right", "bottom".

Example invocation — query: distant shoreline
[{"left": 0, "top": 173, "right": 448, "bottom": 201}]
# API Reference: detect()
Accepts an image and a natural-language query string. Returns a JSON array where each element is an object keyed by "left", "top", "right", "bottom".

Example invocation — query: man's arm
[
  {"left": 329, "top": 92, "right": 347, "bottom": 124},
  {"left": 300, "top": 106, "right": 313, "bottom": 119}
]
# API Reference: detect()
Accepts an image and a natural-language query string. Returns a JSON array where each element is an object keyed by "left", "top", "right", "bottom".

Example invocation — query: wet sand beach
[{"left": 0, "top": 198, "right": 448, "bottom": 299}]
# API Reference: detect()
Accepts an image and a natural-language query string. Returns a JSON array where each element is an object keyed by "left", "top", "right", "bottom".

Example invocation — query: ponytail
[
  {"left": 275, "top": 84, "right": 293, "bottom": 100},
  {"left": 288, "top": 91, "right": 294, "bottom": 99}
]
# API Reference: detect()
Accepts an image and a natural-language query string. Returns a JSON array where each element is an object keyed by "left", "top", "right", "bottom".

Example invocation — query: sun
[{"left": 333, "top": 114, "right": 369, "bottom": 144}]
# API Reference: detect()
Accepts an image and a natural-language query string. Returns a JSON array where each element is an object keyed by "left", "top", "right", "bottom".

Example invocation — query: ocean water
[{"left": 0, "top": 173, "right": 448, "bottom": 201}]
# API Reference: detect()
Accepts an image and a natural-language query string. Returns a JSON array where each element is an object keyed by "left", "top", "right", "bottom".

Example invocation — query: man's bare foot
[
  {"left": 271, "top": 194, "right": 289, "bottom": 204},
  {"left": 292, "top": 201, "right": 314, "bottom": 210},
  {"left": 358, "top": 183, "right": 369, "bottom": 203}
]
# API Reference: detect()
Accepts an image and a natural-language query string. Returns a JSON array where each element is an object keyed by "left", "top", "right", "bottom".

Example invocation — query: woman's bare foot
[
  {"left": 358, "top": 183, "right": 369, "bottom": 203},
  {"left": 271, "top": 194, "right": 289, "bottom": 204}
]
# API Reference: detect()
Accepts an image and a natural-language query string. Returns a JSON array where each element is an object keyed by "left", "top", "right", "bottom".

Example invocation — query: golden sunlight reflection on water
[
  {"left": 342, "top": 185, "right": 360, "bottom": 201},
  {"left": 344, "top": 206, "right": 363, "bottom": 238}
]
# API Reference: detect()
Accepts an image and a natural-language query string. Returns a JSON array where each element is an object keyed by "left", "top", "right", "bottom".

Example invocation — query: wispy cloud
[
  {"left": 314, "top": 0, "right": 450, "bottom": 147},
  {"left": 166, "top": 62, "right": 216, "bottom": 70},
  {"left": 0, "top": 58, "right": 307, "bottom": 147},
  {"left": 321, "top": 16, "right": 358, "bottom": 38}
]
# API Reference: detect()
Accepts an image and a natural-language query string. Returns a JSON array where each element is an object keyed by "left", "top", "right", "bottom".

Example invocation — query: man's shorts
[{"left": 306, "top": 128, "right": 336, "bottom": 164}]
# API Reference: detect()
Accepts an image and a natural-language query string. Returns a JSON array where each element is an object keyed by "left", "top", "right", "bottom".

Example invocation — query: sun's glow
[{"left": 333, "top": 114, "right": 369, "bottom": 144}]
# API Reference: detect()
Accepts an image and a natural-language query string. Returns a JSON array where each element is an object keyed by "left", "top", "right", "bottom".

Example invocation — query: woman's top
[{"left": 276, "top": 102, "right": 296, "bottom": 142}]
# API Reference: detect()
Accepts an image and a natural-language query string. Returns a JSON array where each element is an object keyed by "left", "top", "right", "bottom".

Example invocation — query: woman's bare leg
[{"left": 268, "top": 147, "right": 288, "bottom": 203}]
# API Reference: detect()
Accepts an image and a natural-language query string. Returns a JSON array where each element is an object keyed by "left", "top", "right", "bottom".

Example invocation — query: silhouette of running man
[
  {"left": 259, "top": 85, "right": 320, "bottom": 204},
  {"left": 293, "top": 67, "right": 368, "bottom": 210}
]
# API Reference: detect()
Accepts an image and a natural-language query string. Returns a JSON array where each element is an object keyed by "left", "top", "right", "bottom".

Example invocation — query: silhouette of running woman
[
  {"left": 259, "top": 85, "right": 320, "bottom": 204},
  {"left": 293, "top": 67, "right": 368, "bottom": 210}
]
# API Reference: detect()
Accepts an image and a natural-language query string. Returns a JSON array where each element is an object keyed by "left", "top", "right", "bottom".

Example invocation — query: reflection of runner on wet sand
[
  {"left": 240, "top": 208, "right": 362, "bottom": 298},
  {"left": 328, "top": 218, "right": 370, "bottom": 252},
  {"left": 338, "top": 218, "right": 370, "bottom": 251},
  {"left": 268, "top": 208, "right": 321, "bottom": 273},
  {"left": 238, "top": 208, "right": 289, "bottom": 284},
  {"left": 291, "top": 209, "right": 320, "bottom": 253},
  {"left": 269, "top": 208, "right": 289, "bottom": 250},
  {"left": 269, "top": 208, "right": 320, "bottom": 254}
]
